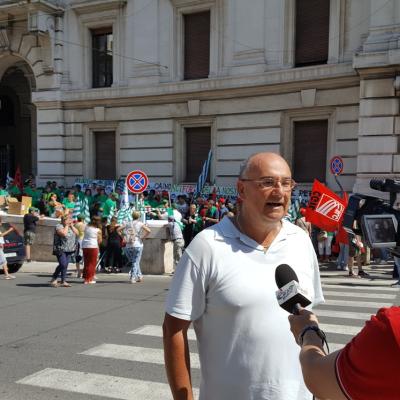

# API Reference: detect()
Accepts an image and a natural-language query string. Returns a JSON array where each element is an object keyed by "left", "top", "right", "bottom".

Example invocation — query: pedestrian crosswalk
[{"left": 16, "top": 269, "right": 399, "bottom": 399}]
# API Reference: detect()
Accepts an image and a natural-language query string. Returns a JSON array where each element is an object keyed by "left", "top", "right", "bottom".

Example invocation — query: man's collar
[{"left": 215, "top": 217, "right": 297, "bottom": 251}]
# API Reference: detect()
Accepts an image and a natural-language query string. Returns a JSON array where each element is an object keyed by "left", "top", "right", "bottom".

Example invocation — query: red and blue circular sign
[
  {"left": 126, "top": 170, "right": 149, "bottom": 194},
  {"left": 330, "top": 156, "right": 344, "bottom": 175}
]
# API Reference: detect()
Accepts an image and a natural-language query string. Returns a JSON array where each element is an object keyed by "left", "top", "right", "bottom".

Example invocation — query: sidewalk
[
  {"left": 19, "top": 261, "right": 72, "bottom": 274},
  {"left": 17, "top": 260, "right": 173, "bottom": 279}
]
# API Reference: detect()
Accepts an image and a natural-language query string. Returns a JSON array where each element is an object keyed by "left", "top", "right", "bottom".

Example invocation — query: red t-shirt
[{"left": 336, "top": 307, "right": 400, "bottom": 400}]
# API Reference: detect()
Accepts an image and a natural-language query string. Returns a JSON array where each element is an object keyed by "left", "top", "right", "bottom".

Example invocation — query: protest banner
[{"left": 74, "top": 179, "right": 115, "bottom": 195}]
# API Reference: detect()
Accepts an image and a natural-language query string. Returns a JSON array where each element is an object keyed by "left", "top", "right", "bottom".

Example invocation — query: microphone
[{"left": 275, "top": 263, "right": 311, "bottom": 315}]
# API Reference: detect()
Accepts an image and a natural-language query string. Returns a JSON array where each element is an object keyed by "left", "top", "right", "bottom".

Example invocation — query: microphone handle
[{"left": 292, "top": 303, "right": 302, "bottom": 315}]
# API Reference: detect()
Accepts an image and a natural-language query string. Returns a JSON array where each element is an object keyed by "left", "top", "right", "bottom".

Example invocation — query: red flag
[
  {"left": 14, "top": 165, "right": 23, "bottom": 190},
  {"left": 304, "top": 180, "right": 347, "bottom": 232}
]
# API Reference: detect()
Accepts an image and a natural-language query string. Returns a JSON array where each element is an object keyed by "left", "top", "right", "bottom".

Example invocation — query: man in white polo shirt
[{"left": 163, "top": 152, "right": 324, "bottom": 400}]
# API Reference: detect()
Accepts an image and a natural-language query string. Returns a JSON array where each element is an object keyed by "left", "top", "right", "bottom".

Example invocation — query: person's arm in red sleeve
[
  {"left": 289, "top": 307, "right": 400, "bottom": 400},
  {"left": 289, "top": 309, "right": 347, "bottom": 400}
]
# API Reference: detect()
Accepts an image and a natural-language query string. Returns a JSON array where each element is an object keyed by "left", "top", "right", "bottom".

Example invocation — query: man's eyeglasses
[{"left": 239, "top": 177, "right": 296, "bottom": 191}]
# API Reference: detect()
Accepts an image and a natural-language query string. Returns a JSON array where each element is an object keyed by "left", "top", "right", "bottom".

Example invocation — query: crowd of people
[
  {"left": 1, "top": 175, "right": 237, "bottom": 286},
  {"left": 293, "top": 214, "right": 399, "bottom": 283},
  {"left": 48, "top": 193, "right": 236, "bottom": 287},
  {"left": 2, "top": 173, "right": 398, "bottom": 287}
]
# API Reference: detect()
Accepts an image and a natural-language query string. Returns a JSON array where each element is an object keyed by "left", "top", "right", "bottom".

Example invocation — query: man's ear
[{"left": 236, "top": 180, "right": 246, "bottom": 200}]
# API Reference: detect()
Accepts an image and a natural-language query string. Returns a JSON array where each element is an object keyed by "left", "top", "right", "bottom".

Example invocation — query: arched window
[{"left": 0, "top": 95, "right": 15, "bottom": 126}]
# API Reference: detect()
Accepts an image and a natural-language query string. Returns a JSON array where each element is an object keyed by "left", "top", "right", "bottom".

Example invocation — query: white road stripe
[
  {"left": 80, "top": 343, "right": 200, "bottom": 369},
  {"left": 128, "top": 325, "right": 196, "bottom": 341},
  {"left": 322, "top": 283, "right": 399, "bottom": 292},
  {"left": 322, "top": 291, "right": 395, "bottom": 300},
  {"left": 321, "top": 299, "right": 392, "bottom": 308},
  {"left": 17, "top": 368, "right": 200, "bottom": 400},
  {"left": 321, "top": 278, "right": 394, "bottom": 285},
  {"left": 314, "top": 309, "right": 373, "bottom": 321},
  {"left": 319, "top": 323, "right": 362, "bottom": 336}
]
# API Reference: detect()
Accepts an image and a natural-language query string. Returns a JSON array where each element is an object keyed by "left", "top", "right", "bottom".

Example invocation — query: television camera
[{"left": 342, "top": 179, "right": 400, "bottom": 255}]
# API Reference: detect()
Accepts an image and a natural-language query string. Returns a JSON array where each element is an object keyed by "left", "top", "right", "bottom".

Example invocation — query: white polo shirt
[{"left": 165, "top": 217, "right": 324, "bottom": 400}]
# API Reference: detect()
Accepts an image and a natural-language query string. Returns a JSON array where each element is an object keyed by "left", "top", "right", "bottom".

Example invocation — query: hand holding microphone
[
  {"left": 288, "top": 309, "right": 319, "bottom": 344},
  {"left": 275, "top": 264, "right": 328, "bottom": 350}
]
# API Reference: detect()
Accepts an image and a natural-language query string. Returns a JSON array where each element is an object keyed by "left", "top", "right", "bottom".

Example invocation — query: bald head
[{"left": 239, "top": 152, "right": 291, "bottom": 179}]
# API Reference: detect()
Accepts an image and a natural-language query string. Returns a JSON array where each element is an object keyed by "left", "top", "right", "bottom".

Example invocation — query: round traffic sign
[
  {"left": 330, "top": 156, "right": 344, "bottom": 175},
  {"left": 126, "top": 170, "right": 149, "bottom": 194}
]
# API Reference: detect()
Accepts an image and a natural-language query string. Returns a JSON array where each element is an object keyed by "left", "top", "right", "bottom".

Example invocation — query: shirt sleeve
[
  {"left": 165, "top": 251, "right": 207, "bottom": 321},
  {"left": 335, "top": 307, "right": 400, "bottom": 400},
  {"left": 310, "top": 245, "right": 324, "bottom": 307}
]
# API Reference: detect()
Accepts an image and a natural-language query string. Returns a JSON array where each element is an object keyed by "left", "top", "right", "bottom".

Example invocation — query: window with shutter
[
  {"left": 185, "top": 127, "right": 211, "bottom": 182},
  {"left": 92, "top": 28, "right": 113, "bottom": 88},
  {"left": 184, "top": 11, "right": 210, "bottom": 80},
  {"left": 95, "top": 131, "right": 116, "bottom": 180},
  {"left": 295, "top": 0, "right": 330, "bottom": 67},
  {"left": 293, "top": 120, "right": 328, "bottom": 183}
]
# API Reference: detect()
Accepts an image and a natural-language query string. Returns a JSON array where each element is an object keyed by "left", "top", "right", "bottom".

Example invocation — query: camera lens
[{"left": 370, "top": 179, "right": 385, "bottom": 191}]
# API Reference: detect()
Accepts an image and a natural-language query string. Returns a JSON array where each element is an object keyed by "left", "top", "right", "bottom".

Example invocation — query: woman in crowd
[
  {"left": 105, "top": 217, "right": 123, "bottom": 273},
  {"left": 182, "top": 203, "right": 202, "bottom": 246},
  {"left": 0, "top": 218, "right": 17, "bottom": 280},
  {"left": 82, "top": 215, "right": 102, "bottom": 285},
  {"left": 123, "top": 211, "right": 151, "bottom": 283},
  {"left": 47, "top": 193, "right": 64, "bottom": 218},
  {"left": 317, "top": 230, "right": 334, "bottom": 262},
  {"left": 62, "top": 191, "right": 76, "bottom": 215},
  {"left": 50, "top": 214, "right": 78, "bottom": 287}
]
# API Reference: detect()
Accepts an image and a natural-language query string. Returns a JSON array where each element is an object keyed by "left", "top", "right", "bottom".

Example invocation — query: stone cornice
[
  {"left": 70, "top": 0, "right": 127, "bottom": 14},
  {"left": 0, "top": 0, "right": 64, "bottom": 14},
  {"left": 33, "top": 71, "right": 359, "bottom": 110},
  {"left": 354, "top": 48, "right": 400, "bottom": 75},
  {"left": 32, "top": 63, "right": 359, "bottom": 109}
]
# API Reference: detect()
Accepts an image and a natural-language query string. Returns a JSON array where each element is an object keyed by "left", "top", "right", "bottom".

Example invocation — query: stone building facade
[{"left": 0, "top": 0, "right": 399, "bottom": 196}]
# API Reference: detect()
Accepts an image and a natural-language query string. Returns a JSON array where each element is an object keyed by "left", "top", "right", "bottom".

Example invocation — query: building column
[
  {"left": 352, "top": 0, "right": 400, "bottom": 197},
  {"left": 33, "top": 97, "right": 66, "bottom": 186}
]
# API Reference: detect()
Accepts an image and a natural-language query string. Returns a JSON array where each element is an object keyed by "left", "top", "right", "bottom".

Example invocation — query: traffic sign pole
[{"left": 330, "top": 156, "right": 344, "bottom": 196}]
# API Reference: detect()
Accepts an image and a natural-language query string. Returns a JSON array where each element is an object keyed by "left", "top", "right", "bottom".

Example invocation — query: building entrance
[{"left": 0, "top": 63, "right": 36, "bottom": 184}]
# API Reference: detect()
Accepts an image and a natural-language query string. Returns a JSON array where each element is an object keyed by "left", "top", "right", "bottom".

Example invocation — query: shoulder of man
[{"left": 282, "top": 219, "right": 310, "bottom": 238}]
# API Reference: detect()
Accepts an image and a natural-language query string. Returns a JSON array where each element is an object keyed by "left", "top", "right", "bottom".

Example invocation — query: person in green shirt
[
  {"left": 8, "top": 183, "right": 21, "bottom": 197},
  {"left": 74, "top": 184, "right": 85, "bottom": 202},
  {"left": 0, "top": 184, "right": 8, "bottom": 196},
  {"left": 102, "top": 192, "right": 118, "bottom": 219},
  {"left": 84, "top": 188, "right": 94, "bottom": 208},
  {"left": 94, "top": 187, "right": 108, "bottom": 209},
  {"left": 62, "top": 192, "right": 76, "bottom": 214},
  {"left": 23, "top": 184, "right": 42, "bottom": 207}
]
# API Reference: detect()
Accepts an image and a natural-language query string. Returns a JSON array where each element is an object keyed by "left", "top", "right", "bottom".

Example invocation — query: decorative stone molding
[
  {"left": 93, "top": 106, "right": 105, "bottom": 121},
  {"left": 70, "top": 0, "right": 127, "bottom": 15},
  {"left": 0, "top": 1, "right": 64, "bottom": 89},
  {"left": 187, "top": 99, "right": 200, "bottom": 115},
  {"left": 300, "top": 89, "right": 316, "bottom": 108}
]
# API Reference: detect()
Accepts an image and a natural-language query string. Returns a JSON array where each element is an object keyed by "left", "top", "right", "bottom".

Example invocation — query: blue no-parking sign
[
  {"left": 330, "top": 156, "right": 344, "bottom": 175},
  {"left": 126, "top": 170, "right": 149, "bottom": 194}
]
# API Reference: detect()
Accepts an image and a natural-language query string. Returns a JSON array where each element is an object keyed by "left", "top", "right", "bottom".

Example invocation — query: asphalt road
[
  {"left": 0, "top": 270, "right": 186, "bottom": 400},
  {"left": 0, "top": 261, "right": 398, "bottom": 400}
]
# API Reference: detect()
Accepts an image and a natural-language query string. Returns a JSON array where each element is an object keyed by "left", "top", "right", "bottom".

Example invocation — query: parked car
[{"left": 0, "top": 222, "right": 25, "bottom": 274}]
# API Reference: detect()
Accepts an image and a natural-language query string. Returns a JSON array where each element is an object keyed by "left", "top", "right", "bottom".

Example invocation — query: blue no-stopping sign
[{"left": 330, "top": 156, "right": 344, "bottom": 175}]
